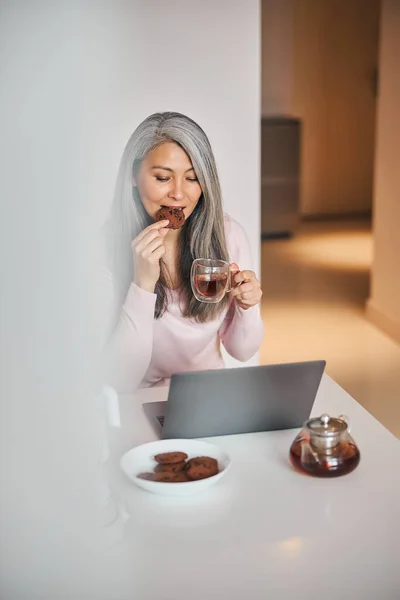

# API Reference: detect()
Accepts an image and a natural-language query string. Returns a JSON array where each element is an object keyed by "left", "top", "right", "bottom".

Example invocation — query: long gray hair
[{"left": 105, "top": 112, "right": 230, "bottom": 322}]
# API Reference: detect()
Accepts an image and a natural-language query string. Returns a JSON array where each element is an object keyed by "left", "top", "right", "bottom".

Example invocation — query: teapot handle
[{"left": 339, "top": 414, "right": 350, "bottom": 433}]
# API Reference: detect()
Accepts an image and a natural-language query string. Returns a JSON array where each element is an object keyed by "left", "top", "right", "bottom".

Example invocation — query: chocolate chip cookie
[
  {"left": 154, "top": 451, "right": 188, "bottom": 464},
  {"left": 185, "top": 456, "right": 219, "bottom": 481},
  {"left": 154, "top": 461, "right": 186, "bottom": 474},
  {"left": 155, "top": 206, "right": 185, "bottom": 230}
]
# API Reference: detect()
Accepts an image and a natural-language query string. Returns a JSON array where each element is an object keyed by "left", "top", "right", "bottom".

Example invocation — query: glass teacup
[{"left": 190, "top": 259, "right": 238, "bottom": 304}]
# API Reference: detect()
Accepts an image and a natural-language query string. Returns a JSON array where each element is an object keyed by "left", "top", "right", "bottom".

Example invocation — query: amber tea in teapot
[{"left": 289, "top": 413, "right": 360, "bottom": 477}]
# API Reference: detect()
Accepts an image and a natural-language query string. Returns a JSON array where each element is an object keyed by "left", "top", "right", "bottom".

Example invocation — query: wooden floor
[{"left": 259, "top": 218, "right": 400, "bottom": 439}]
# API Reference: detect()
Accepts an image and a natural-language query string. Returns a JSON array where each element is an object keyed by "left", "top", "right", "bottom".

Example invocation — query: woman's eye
[
  {"left": 187, "top": 177, "right": 198, "bottom": 182},
  {"left": 155, "top": 176, "right": 169, "bottom": 182}
]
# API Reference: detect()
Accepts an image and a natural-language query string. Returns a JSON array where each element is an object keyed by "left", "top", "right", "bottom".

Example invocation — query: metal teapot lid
[{"left": 306, "top": 413, "right": 348, "bottom": 438}]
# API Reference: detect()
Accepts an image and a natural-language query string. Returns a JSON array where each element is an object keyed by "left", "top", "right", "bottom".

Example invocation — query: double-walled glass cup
[{"left": 190, "top": 259, "right": 237, "bottom": 304}]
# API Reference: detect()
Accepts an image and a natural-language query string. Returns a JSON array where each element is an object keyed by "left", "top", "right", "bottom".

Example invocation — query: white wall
[
  {"left": 0, "top": 2, "right": 260, "bottom": 597},
  {"left": 0, "top": 5, "right": 136, "bottom": 598},
  {"left": 92, "top": 0, "right": 262, "bottom": 367},
  {"left": 366, "top": 0, "right": 400, "bottom": 343},
  {"left": 98, "top": 0, "right": 261, "bottom": 276}
]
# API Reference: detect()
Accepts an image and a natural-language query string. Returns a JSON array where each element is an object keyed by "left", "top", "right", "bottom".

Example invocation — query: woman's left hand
[{"left": 229, "top": 263, "right": 262, "bottom": 310}]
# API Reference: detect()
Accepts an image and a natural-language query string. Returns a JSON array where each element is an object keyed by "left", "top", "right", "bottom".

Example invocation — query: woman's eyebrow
[
  {"left": 151, "top": 165, "right": 195, "bottom": 173},
  {"left": 151, "top": 165, "right": 172, "bottom": 171}
]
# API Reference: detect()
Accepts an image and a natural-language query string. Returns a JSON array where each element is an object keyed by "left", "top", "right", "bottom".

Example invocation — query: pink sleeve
[
  {"left": 219, "top": 216, "right": 264, "bottom": 361},
  {"left": 102, "top": 273, "right": 156, "bottom": 393}
]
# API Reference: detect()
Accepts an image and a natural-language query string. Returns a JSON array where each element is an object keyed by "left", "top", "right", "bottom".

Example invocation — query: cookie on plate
[
  {"left": 137, "top": 472, "right": 157, "bottom": 481},
  {"left": 185, "top": 456, "right": 219, "bottom": 481},
  {"left": 154, "top": 470, "right": 190, "bottom": 483},
  {"left": 154, "top": 451, "right": 188, "bottom": 464},
  {"left": 154, "top": 461, "right": 186, "bottom": 474}
]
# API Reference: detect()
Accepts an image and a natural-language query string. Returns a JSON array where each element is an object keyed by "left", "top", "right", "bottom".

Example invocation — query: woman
[{"left": 103, "top": 112, "right": 264, "bottom": 392}]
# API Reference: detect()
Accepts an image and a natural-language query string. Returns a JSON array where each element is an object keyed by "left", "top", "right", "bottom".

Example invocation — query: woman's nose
[{"left": 168, "top": 180, "right": 184, "bottom": 201}]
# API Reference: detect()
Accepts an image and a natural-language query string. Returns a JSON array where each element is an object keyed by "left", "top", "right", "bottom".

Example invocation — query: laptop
[{"left": 143, "top": 360, "right": 326, "bottom": 439}]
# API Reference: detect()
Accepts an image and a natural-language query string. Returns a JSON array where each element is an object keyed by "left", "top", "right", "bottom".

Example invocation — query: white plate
[{"left": 120, "top": 438, "right": 231, "bottom": 496}]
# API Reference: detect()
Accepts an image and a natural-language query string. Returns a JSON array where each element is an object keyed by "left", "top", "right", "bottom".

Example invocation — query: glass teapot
[{"left": 289, "top": 413, "right": 360, "bottom": 477}]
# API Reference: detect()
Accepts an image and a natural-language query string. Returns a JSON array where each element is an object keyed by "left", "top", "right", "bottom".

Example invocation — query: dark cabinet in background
[{"left": 261, "top": 116, "right": 301, "bottom": 238}]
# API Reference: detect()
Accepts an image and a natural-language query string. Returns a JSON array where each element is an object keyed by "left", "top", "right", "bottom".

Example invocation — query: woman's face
[{"left": 136, "top": 142, "right": 203, "bottom": 221}]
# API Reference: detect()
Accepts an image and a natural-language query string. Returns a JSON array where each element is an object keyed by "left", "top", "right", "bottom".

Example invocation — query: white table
[{"left": 108, "top": 374, "right": 400, "bottom": 600}]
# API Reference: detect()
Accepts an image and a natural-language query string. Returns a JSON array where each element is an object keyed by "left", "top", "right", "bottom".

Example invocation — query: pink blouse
[{"left": 103, "top": 214, "right": 264, "bottom": 392}]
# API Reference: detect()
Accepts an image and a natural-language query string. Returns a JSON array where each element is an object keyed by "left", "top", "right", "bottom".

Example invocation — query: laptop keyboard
[{"left": 157, "top": 416, "right": 165, "bottom": 427}]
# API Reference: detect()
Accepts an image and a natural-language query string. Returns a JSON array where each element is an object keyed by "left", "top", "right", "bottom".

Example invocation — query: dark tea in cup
[
  {"left": 193, "top": 273, "right": 229, "bottom": 298},
  {"left": 191, "top": 259, "right": 232, "bottom": 303}
]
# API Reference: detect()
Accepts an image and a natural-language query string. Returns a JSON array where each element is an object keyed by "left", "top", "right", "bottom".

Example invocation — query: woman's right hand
[{"left": 131, "top": 220, "right": 170, "bottom": 293}]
